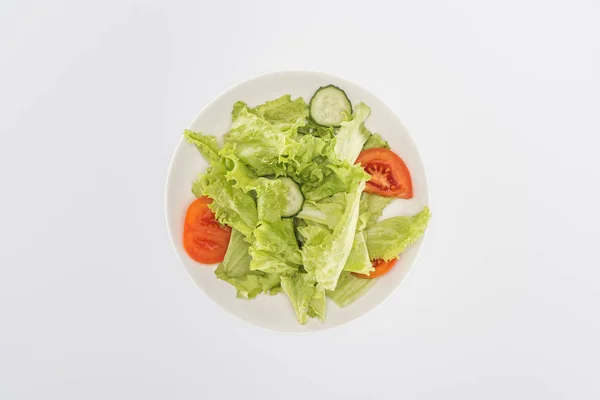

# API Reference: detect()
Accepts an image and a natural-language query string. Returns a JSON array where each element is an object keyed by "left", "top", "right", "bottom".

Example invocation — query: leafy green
[
  {"left": 184, "top": 130, "right": 226, "bottom": 173},
  {"left": 249, "top": 219, "right": 302, "bottom": 275},
  {"left": 362, "top": 133, "right": 390, "bottom": 150},
  {"left": 254, "top": 179, "right": 289, "bottom": 223},
  {"left": 285, "top": 134, "right": 330, "bottom": 187},
  {"left": 224, "top": 97, "right": 309, "bottom": 177},
  {"left": 296, "top": 192, "right": 346, "bottom": 230},
  {"left": 224, "top": 103, "right": 300, "bottom": 176},
  {"left": 302, "top": 163, "right": 369, "bottom": 201},
  {"left": 281, "top": 273, "right": 326, "bottom": 324},
  {"left": 215, "top": 230, "right": 281, "bottom": 299},
  {"left": 184, "top": 130, "right": 221, "bottom": 163},
  {"left": 296, "top": 221, "right": 330, "bottom": 246},
  {"left": 342, "top": 231, "right": 373, "bottom": 274},
  {"left": 220, "top": 149, "right": 296, "bottom": 224},
  {"left": 298, "top": 191, "right": 379, "bottom": 274},
  {"left": 289, "top": 134, "right": 329, "bottom": 166},
  {"left": 366, "top": 207, "right": 431, "bottom": 261},
  {"left": 327, "top": 271, "right": 377, "bottom": 307},
  {"left": 297, "top": 118, "right": 335, "bottom": 139},
  {"left": 192, "top": 168, "right": 258, "bottom": 237},
  {"left": 299, "top": 182, "right": 365, "bottom": 291},
  {"left": 250, "top": 95, "right": 309, "bottom": 129},
  {"left": 327, "top": 102, "right": 371, "bottom": 164},
  {"left": 358, "top": 193, "right": 393, "bottom": 230},
  {"left": 220, "top": 148, "right": 258, "bottom": 191}
]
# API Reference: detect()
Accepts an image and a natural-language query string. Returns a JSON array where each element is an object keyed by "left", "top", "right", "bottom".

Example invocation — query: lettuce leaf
[
  {"left": 300, "top": 181, "right": 365, "bottom": 290},
  {"left": 358, "top": 193, "right": 393, "bottom": 230},
  {"left": 327, "top": 271, "right": 377, "bottom": 307},
  {"left": 366, "top": 207, "right": 431, "bottom": 261},
  {"left": 281, "top": 273, "right": 326, "bottom": 324},
  {"left": 184, "top": 130, "right": 225, "bottom": 172},
  {"left": 285, "top": 134, "right": 330, "bottom": 189},
  {"left": 225, "top": 97, "right": 309, "bottom": 176},
  {"left": 220, "top": 148, "right": 258, "bottom": 191},
  {"left": 362, "top": 132, "right": 390, "bottom": 150},
  {"left": 254, "top": 179, "right": 289, "bottom": 223},
  {"left": 296, "top": 221, "right": 330, "bottom": 246},
  {"left": 249, "top": 219, "right": 302, "bottom": 275},
  {"left": 296, "top": 191, "right": 346, "bottom": 230},
  {"left": 302, "top": 163, "right": 369, "bottom": 201},
  {"left": 250, "top": 95, "right": 309, "bottom": 129},
  {"left": 297, "top": 119, "right": 335, "bottom": 139},
  {"left": 342, "top": 195, "right": 389, "bottom": 274},
  {"left": 224, "top": 103, "right": 300, "bottom": 176},
  {"left": 192, "top": 168, "right": 258, "bottom": 237},
  {"left": 342, "top": 231, "right": 373, "bottom": 274},
  {"left": 327, "top": 102, "right": 371, "bottom": 164},
  {"left": 215, "top": 230, "right": 281, "bottom": 299},
  {"left": 288, "top": 134, "right": 329, "bottom": 166},
  {"left": 221, "top": 149, "right": 288, "bottom": 222}
]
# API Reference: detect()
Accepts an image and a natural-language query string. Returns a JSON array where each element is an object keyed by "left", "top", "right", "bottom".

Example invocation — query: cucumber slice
[
  {"left": 279, "top": 177, "right": 304, "bottom": 217},
  {"left": 309, "top": 85, "right": 352, "bottom": 127}
]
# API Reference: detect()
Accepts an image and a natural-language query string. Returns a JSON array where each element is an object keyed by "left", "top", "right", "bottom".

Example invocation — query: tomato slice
[
  {"left": 352, "top": 258, "right": 398, "bottom": 279},
  {"left": 183, "top": 228, "right": 230, "bottom": 264},
  {"left": 184, "top": 196, "right": 222, "bottom": 230},
  {"left": 183, "top": 197, "right": 231, "bottom": 264},
  {"left": 355, "top": 148, "right": 413, "bottom": 198}
]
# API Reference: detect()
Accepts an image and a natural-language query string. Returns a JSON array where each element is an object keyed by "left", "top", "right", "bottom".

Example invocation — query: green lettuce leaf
[
  {"left": 192, "top": 167, "right": 258, "bottom": 237},
  {"left": 184, "top": 130, "right": 225, "bottom": 171},
  {"left": 285, "top": 134, "right": 331, "bottom": 192},
  {"left": 327, "top": 103, "right": 371, "bottom": 164},
  {"left": 220, "top": 149, "right": 289, "bottom": 222},
  {"left": 302, "top": 163, "right": 369, "bottom": 201},
  {"left": 343, "top": 195, "right": 388, "bottom": 274},
  {"left": 250, "top": 95, "right": 309, "bottom": 129},
  {"left": 249, "top": 219, "right": 302, "bottom": 275},
  {"left": 254, "top": 179, "right": 288, "bottom": 223},
  {"left": 220, "top": 148, "right": 258, "bottom": 191},
  {"left": 296, "top": 221, "right": 330, "bottom": 246},
  {"left": 288, "top": 134, "right": 329, "bottom": 165},
  {"left": 327, "top": 271, "right": 377, "bottom": 307},
  {"left": 366, "top": 207, "right": 431, "bottom": 261},
  {"left": 307, "top": 285, "right": 326, "bottom": 321},
  {"left": 281, "top": 273, "right": 326, "bottom": 324},
  {"left": 362, "top": 132, "right": 390, "bottom": 150},
  {"left": 300, "top": 181, "right": 365, "bottom": 290},
  {"left": 342, "top": 231, "right": 373, "bottom": 274},
  {"left": 358, "top": 193, "right": 393, "bottom": 230},
  {"left": 297, "top": 118, "right": 336, "bottom": 139},
  {"left": 224, "top": 103, "right": 300, "bottom": 176},
  {"left": 215, "top": 230, "right": 281, "bottom": 299},
  {"left": 296, "top": 191, "right": 346, "bottom": 230}
]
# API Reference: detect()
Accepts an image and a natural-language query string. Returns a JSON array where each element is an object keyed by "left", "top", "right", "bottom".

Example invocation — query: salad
[{"left": 182, "top": 85, "right": 430, "bottom": 324}]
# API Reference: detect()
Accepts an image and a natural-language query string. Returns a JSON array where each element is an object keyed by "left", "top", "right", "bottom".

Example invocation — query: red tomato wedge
[
  {"left": 355, "top": 148, "right": 413, "bottom": 198},
  {"left": 352, "top": 258, "right": 398, "bottom": 279},
  {"left": 183, "top": 197, "right": 231, "bottom": 264}
]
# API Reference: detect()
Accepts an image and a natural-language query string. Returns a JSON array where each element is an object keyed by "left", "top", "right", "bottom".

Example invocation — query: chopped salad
[{"left": 182, "top": 85, "right": 430, "bottom": 324}]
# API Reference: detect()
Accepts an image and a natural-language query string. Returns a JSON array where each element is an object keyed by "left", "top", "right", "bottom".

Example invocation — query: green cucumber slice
[
  {"left": 280, "top": 177, "right": 304, "bottom": 217},
  {"left": 309, "top": 85, "right": 352, "bottom": 127}
]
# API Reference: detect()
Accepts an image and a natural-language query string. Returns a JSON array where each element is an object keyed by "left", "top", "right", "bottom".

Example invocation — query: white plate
[{"left": 165, "top": 71, "right": 430, "bottom": 333}]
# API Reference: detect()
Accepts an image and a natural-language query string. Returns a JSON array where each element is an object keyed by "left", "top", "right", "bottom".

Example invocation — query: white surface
[
  {"left": 1, "top": 0, "right": 599, "bottom": 398},
  {"left": 166, "top": 71, "right": 430, "bottom": 332}
]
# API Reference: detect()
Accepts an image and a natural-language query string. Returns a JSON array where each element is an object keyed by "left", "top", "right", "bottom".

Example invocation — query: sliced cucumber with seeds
[
  {"left": 309, "top": 85, "right": 352, "bottom": 127},
  {"left": 279, "top": 177, "right": 304, "bottom": 217}
]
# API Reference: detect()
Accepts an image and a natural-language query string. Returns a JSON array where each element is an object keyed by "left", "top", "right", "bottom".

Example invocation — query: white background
[{"left": 1, "top": 0, "right": 599, "bottom": 398}]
